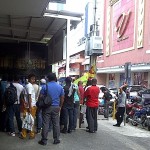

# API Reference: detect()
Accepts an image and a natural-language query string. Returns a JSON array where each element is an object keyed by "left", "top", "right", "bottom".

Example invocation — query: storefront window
[{"left": 133, "top": 72, "right": 148, "bottom": 87}]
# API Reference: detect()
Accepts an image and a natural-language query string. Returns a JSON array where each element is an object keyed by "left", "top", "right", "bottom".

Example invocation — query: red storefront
[{"left": 97, "top": 0, "right": 150, "bottom": 88}]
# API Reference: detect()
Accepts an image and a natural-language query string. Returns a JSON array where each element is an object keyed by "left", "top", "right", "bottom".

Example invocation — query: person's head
[
  {"left": 65, "top": 77, "right": 72, "bottom": 85},
  {"left": 28, "top": 74, "right": 36, "bottom": 84},
  {"left": 2, "top": 74, "right": 8, "bottom": 81},
  {"left": 78, "top": 81, "right": 83, "bottom": 86},
  {"left": 13, "top": 75, "right": 20, "bottom": 82},
  {"left": 47, "top": 73, "right": 57, "bottom": 82},
  {"left": 7, "top": 75, "right": 13, "bottom": 82},
  {"left": 91, "top": 78, "right": 97, "bottom": 86},
  {"left": 86, "top": 79, "right": 92, "bottom": 86},
  {"left": 102, "top": 87, "right": 107, "bottom": 93},
  {"left": 40, "top": 78, "right": 46, "bottom": 84}
]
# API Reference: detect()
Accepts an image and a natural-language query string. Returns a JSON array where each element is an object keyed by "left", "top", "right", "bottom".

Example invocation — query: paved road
[{"left": 0, "top": 116, "right": 150, "bottom": 150}]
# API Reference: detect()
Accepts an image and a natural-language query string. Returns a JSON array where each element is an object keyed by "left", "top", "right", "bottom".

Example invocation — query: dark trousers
[
  {"left": 0, "top": 111, "right": 9, "bottom": 132},
  {"left": 104, "top": 101, "right": 109, "bottom": 118},
  {"left": 36, "top": 108, "right": 52, "bottom": 131},
  {"left": 63, "top": 107, "right": 73, "bottom": 131},
  {"left": 36, "top": 108, "right": 42, "bottom": 130},
  {"left": 73, "top": 102, "right": 79, "bottom": 129},
  {"left": 7, "top": 104, "right": 22, "bottom": 133},
  {"left": 115, "top": 107, "right": 125, "bottom": 125},
  {"left": 86, "top": 106, "right": 98, "bottom": 132},
  {"left": 41, "top": 106, "right": 60, "bottom": 144}
]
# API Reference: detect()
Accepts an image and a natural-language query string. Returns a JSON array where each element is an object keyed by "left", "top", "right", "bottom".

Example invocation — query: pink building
[{"left": 97, "top": 0, "right": 150, "bottom": 88}]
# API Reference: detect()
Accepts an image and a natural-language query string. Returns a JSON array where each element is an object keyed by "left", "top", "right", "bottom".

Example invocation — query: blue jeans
[
  {"left": 36, "top": 108, "right": 42, "bottom": 130},
  {"left": 73, "top": 102, "right": 79, "bottom": 129},
  {"left": 36, "top": 108, "right": 52, "bottom": 131},
  {"left": 63, "top": 107, "right": 73, "bottom": 131},
  {"left": 7, "top": 104, "right": 22, "bottom": 133}
]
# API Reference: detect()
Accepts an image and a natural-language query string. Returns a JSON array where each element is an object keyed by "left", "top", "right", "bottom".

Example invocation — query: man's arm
[{"left": 28, "top": 94, "right": 32, "bottom": 113}]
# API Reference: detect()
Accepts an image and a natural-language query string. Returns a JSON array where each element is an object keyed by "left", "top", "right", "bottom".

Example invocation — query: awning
[{"left": 97, "top": 64, "right": 150, "bottom": 73}]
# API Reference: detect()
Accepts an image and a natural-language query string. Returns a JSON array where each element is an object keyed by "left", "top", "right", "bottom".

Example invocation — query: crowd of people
[{"left": 0, "top": 73, "right": 101, "bottom": 145}]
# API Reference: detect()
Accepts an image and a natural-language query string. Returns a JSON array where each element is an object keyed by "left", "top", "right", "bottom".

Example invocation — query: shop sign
[
  {"left": 112, "top": 0, "right": 135, "bottom": 53},
  {"left": 115, "top": 10, "right": 131, "bottom": 42}
]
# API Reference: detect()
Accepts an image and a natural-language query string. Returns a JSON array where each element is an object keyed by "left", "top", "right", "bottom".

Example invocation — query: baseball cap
[{"left": 40, "top": 79, "right": 46, "bottom": 84}]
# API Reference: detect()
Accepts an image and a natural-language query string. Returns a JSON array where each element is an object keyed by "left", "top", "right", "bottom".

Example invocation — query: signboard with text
[{"left": 112, "top": 0, "right": 135, "bottom": 53}]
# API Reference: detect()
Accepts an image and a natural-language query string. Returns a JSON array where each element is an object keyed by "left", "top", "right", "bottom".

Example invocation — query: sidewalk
[
  {"left": 97, "top": 115, "right": 150, "bottom": 138},
  {"left": 0, "top": 115, "right": 150, "bottom": 150}
]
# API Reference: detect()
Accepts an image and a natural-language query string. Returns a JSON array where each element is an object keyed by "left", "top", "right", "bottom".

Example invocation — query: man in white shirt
[
  {"left": 6, "top": 75, "right": 24, "bottom": 137},
  {"left": 20, "top": 74, "right": 37, "bottom": 139}
]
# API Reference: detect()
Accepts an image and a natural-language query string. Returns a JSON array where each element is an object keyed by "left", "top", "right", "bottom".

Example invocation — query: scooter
[
  {"left": 130, "top": 106, "right": 150, "bottom": 130},
  {"left": 126, "top": 97, "right": 142, "bottom": 123}
]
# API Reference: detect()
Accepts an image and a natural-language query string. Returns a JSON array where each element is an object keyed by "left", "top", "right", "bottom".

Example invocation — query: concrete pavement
[{"left": 0, "top": 116, "right": 150, "bottom": 150}]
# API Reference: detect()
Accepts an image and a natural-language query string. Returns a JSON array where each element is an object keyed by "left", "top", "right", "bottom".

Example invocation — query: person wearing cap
[
  {"left": 113, "top": 86, "right": 126, "bottom": 127},
  {"left": 36, "top": 78, "right": 46, "bottom": 134}
]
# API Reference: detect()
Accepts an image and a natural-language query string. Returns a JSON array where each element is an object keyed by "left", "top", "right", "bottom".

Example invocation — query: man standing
[
  {"left": 7, "top": 75, "right": 24, "bottom": 136},
  {"left": 20, "top": 74, "right": 37, "bottom": 139},
  {"left": 102, "top": 88, "right": 112, "bottom": 119},
  {"left": 84, "top": 78, "right": 100, "bottom": 133},
  {"left": 61, "top": 77, "right": 74, "bottom": 134},
  {"left": 113, "top": 86, "right": 126, "bottom": 127},
  {"left": 38, "top": 73, "right": 64, "bottom": 145}
]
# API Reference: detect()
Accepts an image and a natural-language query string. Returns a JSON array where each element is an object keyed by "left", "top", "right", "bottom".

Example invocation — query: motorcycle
[
  {"left": 126, "top": 96, "right": 142, "bottom": 123},
  {"left": 130, "top": 106, "right": 150, "bottom": 130}
]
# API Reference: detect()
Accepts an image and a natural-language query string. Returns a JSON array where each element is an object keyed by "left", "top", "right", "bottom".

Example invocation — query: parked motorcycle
[
  {"left": 129, "top": 106, "right": 150, "bottom": 130},
  {"left": 126, "top": 96, "right": 142, "bottom": 123},
  {"left": 126, "top": 102, "right": 143, "bottom": 123}
]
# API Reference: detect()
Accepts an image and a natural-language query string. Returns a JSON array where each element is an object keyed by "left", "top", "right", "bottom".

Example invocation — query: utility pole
[{"left": 89, "top": 0, "right": 100, "bottom": 76}]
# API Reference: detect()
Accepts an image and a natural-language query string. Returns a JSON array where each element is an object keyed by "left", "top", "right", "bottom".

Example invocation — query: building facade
[{"left": 97, "top": 0, "right": 150, "bottom": 88}]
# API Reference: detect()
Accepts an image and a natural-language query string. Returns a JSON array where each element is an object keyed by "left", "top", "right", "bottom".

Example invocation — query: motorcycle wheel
[
  {"left": 131, "top": 114, "right": 138, "bottom": 126},
  {"left": 147, "top": 118, "right": 150, "bottom": 131}
]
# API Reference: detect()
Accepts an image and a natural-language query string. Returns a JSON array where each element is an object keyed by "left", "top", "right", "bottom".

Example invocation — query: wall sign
[
  {"left": 112, "top": 0, "right": 135, "bottom": 54},
  {"left": 115, "top": 10, "right": 131, "bottom": 41}
]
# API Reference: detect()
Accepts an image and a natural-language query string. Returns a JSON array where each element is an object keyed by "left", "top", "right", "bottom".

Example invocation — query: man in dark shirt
[
  {"left": 61, "top": 77, "right": 75, "bottom": 134},
  {"left": 84, "top": 78, "right": 100, "bottom": 133},
  {"left": 102, "top": 88, "right": 112, "bottom": 119}
]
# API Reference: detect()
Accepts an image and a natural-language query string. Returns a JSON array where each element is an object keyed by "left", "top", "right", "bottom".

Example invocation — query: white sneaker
[{"left": 9, "top": 132, "right": 15, "bottom": 137}]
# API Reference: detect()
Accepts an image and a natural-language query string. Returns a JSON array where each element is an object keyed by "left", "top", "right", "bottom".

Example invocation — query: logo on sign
[{"left": 115, "top": 10, "right": 131, "bottom": 41}]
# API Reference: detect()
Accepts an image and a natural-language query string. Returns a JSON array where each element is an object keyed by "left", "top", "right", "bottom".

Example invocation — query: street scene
[
  {"left": 0, "top": 116, "right": 150, "bottom": 150},
  {"left": 0, "top": 0, "right": 150, "bottom": 150}
]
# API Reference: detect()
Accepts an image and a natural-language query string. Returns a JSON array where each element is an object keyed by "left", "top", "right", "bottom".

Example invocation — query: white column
[{"left": 66, "top": 19, "right": 70, "bottom": 77}]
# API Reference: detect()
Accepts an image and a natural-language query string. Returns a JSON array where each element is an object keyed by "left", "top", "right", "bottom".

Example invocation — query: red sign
[{"left": 112, "top": 0, "right": 135, "bottom": 53}]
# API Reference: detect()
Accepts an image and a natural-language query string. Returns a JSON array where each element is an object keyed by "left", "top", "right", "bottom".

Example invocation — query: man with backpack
[{"left": 4, "top": 75, "right": 24, "bottom": 136}]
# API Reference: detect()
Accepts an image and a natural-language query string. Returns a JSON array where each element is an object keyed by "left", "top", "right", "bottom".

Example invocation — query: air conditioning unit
[
  {"left": 85, "top": 36, "right": 103, "bottom": 56},
  {"left": 90, "top": 36, "right": 103, "bottom": 50}
]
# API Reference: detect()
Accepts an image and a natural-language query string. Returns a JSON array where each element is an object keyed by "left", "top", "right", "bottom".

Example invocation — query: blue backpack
[{"left": 4, "top": 83, "right": 18, "bottom": 106}]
